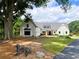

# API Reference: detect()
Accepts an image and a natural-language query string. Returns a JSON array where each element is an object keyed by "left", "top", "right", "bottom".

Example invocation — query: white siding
[
  {"left": 56, "top": 25, "right": 70, "bottom": 36},
  {"left": 35, "top": 27, "right": 41, "bottom": 37},
  {"left": 20, "top": 21, "right": 36, "bottom": 37},
  {"left": 20, "top": 22, "right": 70, "bottom": 37}
]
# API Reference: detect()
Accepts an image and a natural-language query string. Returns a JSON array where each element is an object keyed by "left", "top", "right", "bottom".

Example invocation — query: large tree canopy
[
  {"left": 0, "top": 0, "right": 70, "bottom": 39},
  {"left": 0, "top": 0, "right": 48, "bottom": 19},
  {"left": 0, "top": 0, "right": 48, "bottom": 39}
]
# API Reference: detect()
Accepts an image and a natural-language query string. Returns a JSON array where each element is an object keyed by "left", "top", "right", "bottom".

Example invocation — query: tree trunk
[
  {"left": 4, "top": 0, "right": 14, "bottom": 40},
  {"left": 4, "top": 13, "right": 13, "bottom": 40},
  {"left": 4, "top": 19, "right": 9, "bottom": 39},
  {"left": 4, "top": 20, "right": 13, "bottom": 40}
]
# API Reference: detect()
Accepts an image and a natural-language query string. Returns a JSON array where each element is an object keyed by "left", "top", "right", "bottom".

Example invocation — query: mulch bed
[{"left": 0, "top": 38, "right": 54, "bottom": 59}]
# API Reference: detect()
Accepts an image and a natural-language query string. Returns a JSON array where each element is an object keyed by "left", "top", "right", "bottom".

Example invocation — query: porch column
[{"left": 45, "top": 31, "right": 48, "bottom": 36}]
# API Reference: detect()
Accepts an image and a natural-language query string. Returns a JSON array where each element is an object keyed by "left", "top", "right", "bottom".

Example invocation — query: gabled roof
[
  {"left": 30, "top": 19, "right": 37, "bottom": 27},
  {"left": 35, "top": 22, "right": 51, "bottom": 29},
  {"left": 51, "top": 23, "right": 68, "bottom": 31},
  {"left": 21, "top": 20, "right": 37, "bottom": 27},
  {"left": 35, "top": 22, "right": 69, "bottom": 31}
]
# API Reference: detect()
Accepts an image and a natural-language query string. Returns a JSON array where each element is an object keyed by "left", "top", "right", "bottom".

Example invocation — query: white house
[
  {"left": 20, "top": 20, "right": 41, "bottom": 37},
  {"left": 35, "top": 22, "right": 70, "bottom": 36},
  {"left": 20, "top": 21, "right": 70, "bottom": 37},
  {"left": 52, "top": 24, "right": 70, "bottom": 36}
]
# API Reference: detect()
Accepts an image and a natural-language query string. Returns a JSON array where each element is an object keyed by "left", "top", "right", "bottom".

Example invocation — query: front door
[{"left": 48, "top": 31, "right": 52, "bottom": 35}]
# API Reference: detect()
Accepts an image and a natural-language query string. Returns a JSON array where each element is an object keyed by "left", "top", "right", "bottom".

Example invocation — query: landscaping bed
[{"left": 0, "top": 38, "right": 53, "bottom": 59}]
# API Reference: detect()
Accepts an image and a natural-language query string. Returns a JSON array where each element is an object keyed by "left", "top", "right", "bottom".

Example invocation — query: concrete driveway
[{"left": 53, "top": 39, "right": 79, "bottom": 59}]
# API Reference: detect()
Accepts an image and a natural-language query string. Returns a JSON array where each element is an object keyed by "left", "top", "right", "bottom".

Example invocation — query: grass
[
  {"left": 70, "top": 35, "right": 79, "bottom": 39},
  {"left": 40, "top": 36, "right": 76, "bottom": 54}
]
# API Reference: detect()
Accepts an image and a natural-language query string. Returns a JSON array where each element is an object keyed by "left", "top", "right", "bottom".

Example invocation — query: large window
[
  {"left": 54, "top": 31, "right": 55, "bottom": 33},
  {"left": 59, "top": 31, "right": 61, "bottom": 34},
  {"left": 65, "top": 31, "right": 68, "bottom": 34}
]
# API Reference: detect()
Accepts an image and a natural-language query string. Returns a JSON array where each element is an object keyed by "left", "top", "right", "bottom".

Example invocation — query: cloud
[
  {"left": 47, "top": 0, "right": 58, "bottom": 7},
  {"left": 26, "top": 6, "right": 64, "bottom": 22},
  {"left": 26, "top": 0, "right": 79, "bottom": 23},
  {"left": 58, "top": 5, "right": 79, "bottom": 23}
]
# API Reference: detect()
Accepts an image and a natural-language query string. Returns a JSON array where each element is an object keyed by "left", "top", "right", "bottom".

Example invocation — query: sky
[{"left": 25, "top": 0, "right": 79, "bottom": 23}]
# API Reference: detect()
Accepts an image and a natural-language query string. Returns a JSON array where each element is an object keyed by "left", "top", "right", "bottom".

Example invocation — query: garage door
[
  {"left": 24, "top": 31, "right": 30, "bottom": 35},
  {"left": 24, "top": 28, "right": 31, "bottom": 36}
]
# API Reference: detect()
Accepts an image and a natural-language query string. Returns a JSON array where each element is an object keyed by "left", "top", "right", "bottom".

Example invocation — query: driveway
[{"left": 53, "top": 39, "right": 79, "bottom": 59}]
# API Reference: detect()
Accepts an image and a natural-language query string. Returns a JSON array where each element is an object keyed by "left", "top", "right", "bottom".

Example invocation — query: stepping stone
[{"left": 36, "top": 51, "right": 45, "bottom": 58}]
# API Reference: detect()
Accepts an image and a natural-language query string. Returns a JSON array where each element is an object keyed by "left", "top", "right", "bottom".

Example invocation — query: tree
[
  {"left": 0, "top": 0, "right": 48, "bottom": 39},
  {"left": 0, "top": 16, "right": 4, "bottom": 39},
  {"left": 69, "top": 20, "right": 79, "bottom": 34},
  {"left": 0, "top": 0, "right": 70, "bottom": 39},
  {"left": 13, "top": 18, "right": 23, "bottom": 37}
]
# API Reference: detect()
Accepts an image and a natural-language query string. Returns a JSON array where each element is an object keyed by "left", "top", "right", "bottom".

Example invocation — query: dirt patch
[{"left": 0, "top": 38, "right": 54, "bottom": 59}]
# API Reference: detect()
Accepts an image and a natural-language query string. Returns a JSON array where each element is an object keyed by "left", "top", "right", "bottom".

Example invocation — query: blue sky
[
  {"left": 48, "top": 0, "right": 79, "bottom": 7},
  {"left": 24, "top": 0, "right": 79, "bottom": 23},
  {"left": 70, "top": 0, "right": 79, "bottom": 5}
]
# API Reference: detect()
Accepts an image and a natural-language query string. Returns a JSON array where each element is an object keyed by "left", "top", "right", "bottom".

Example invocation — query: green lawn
[
  {"left": 40, "top": 36, "right": 76, "bottom": 54},
  {"left": 70, "top": 35, "right": 79, "bottom": 39}
]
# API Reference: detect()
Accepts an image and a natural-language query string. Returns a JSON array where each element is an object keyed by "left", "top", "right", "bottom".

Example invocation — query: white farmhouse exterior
[
  {"left": 35, "top": 22, "right": 70, "bottom": 36},
  {"left": 20, "top": 21, "right": 41, "bottom": 37},
  {"left": 20, "top": 21, "right": 70, "bottom": 37},
  {"left": 54, "top": 24, "right": 70, "bottom": 35}
]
